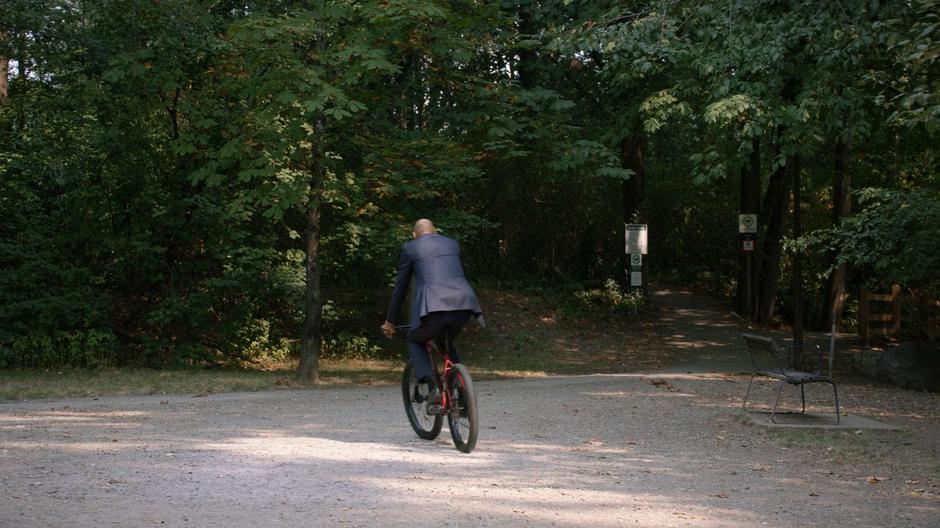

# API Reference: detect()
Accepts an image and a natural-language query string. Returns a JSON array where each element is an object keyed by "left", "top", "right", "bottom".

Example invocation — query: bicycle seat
[{"left": 425, "top": 326, "right": 459, "bottom": 353}]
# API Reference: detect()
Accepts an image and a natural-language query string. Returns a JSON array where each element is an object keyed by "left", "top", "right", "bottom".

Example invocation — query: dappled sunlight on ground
[
  {"left": 1, "top": 375, "right": 938, "bottom": 527},
  {"left": 2, "top": 284, "right": 938, "bottom": 526},
  {"left": 200, "top": 435, "right": 499, "bottom": 466},
  {"left": 463, "top": 287, "right": 668, "bottom": 376}
]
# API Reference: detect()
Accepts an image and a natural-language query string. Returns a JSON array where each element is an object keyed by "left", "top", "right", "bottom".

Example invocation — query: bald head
[{"left": 412, "top": 218, "right": 436, "bottom": 238}]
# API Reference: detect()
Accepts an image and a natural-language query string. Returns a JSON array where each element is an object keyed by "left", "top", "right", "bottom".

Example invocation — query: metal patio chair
[{"left": 741, "top": 333, "right": 840, "bottom": 424}]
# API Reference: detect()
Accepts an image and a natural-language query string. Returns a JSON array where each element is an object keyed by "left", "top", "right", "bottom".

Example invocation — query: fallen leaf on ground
[{"left": 650, "top": 379, "right": 681, "bottom": 392}]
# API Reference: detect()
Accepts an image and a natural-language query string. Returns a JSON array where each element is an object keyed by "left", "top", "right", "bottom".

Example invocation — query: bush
[
  {"left": 0, "top": 330, "right": 118, "bottom": 368},
  {"left": 574, "top": 279, "right": 646, "bottom": 314},
  {"left": 322, "top": 332, "right": 384, "bottom": 360}
]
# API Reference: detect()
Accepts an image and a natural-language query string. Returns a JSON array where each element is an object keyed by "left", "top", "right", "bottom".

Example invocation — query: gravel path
[{"left": 2, "top": 287, "right": 938, "bottom": 527}]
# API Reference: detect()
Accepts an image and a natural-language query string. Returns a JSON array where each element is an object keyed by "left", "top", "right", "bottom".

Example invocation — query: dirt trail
[
  {"left": 1, "top": 288, "right": 938, "bottom": 527},
  {"left": 650, "top": 285, "right": 751, "bottom": 373},
  {"left": 651, "top": 284, "right": 865, "bottom": 375}
]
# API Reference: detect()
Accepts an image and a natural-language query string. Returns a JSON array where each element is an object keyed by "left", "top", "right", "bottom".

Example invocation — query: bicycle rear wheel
[
  {"left": 446, "top": 363, "right": 479, "bottom": 453},
  {"left": 402, "top": 361, "right": 442, "bottom": 440}
]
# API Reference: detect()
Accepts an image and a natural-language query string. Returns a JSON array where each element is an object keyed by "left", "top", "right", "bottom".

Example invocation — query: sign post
[
  {"left": 625, "top": 224, "right": 648, "bottom": 295},
  {"left": 738, "top": 215, "right": 758, "bottom": 319}
]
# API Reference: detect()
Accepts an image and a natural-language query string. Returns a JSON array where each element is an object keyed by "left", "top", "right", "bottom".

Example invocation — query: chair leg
[
  {"left": 800, "top": 384, "right": 806, "bottom": 414},
  {"left": 770, "top": 380, "right": 786, "bottom": 423},
  {"left": 743, "top": 375, "right": 757, "bottom": 412},
  {"left": 830, "top": 381, "right": 840, "bottom": 425}
]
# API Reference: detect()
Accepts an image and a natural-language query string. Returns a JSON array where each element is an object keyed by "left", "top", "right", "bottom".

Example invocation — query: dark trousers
[{"left": 407, "top": 310, "right": 472, "bottom": 380}]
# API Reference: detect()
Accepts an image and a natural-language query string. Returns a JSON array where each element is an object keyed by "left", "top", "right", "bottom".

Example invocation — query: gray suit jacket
[{"left": 386, "top": 234, "right": 483, "bottom": 327}]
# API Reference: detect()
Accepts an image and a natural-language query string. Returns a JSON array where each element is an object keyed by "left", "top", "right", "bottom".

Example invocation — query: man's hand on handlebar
[{"left": 381, "top": 321, "right": 396, "bottom": 338}]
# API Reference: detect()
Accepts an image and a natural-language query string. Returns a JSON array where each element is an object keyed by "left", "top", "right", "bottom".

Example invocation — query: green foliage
[
  {"left": 873, "top": 0, "right": 940, "bottom": 133},
  {"left": 322, "top": 333, "right": 384, "bottom": 360},
  {"left": 1, "top": 330, "right": 118, "bottom": 369},
  {"left": 1, "top": 0, "right": 511, "bottom": 368},
  {"left": 794, "top": 188, "right": 940, "bottom": 293},
  {"left": 1, "top": 0, "right": 937, "bottom": 370},
  {"left": 574, "top": 279, "right": 646, "bottom": 315}
]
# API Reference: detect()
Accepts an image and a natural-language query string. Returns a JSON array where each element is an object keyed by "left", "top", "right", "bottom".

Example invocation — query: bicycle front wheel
[
  {"left": 446, "top": 363, "right": 479, "bottom": 453},
  {"left": 402, "top": 360, "right": 442, "bottom": 440}
]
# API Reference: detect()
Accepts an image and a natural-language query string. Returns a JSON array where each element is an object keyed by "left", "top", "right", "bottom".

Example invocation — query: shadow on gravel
[
  {"left": 3, "top": 276, "right": 938, "bottom": 528},
  {"left": 3, "top": 372, "right": 938, "bottom": 527}
]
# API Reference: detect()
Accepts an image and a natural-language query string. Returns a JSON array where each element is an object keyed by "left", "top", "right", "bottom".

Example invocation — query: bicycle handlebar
[{"left": 381, "top": 323, "right": 411, "bottom": 339}]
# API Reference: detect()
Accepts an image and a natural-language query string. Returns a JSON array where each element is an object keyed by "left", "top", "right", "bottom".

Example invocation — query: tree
[
  {"left": 873, "top": 0, "right": 940, "bottom": 133},
  {"left": 191, "top": 1, "right": 508, "bottom": 380},
  {"left": 801, "top": 188, "right": 940, "bottom": 293}
]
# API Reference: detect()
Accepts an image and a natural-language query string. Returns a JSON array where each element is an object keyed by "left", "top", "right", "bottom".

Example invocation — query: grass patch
[
  {"left": 766, "top": 428, "right": 906, "bottom": 465},
  {"left": 0, "top": 283, "right": 663, "bottom": 400},
  {"left": 0, "top": 367, "right": 287, "bottom": 400},
  {"left": 458, "top": 285, "right": 666, "bottom": 376},
  {"left": 0, "top": 359, "right": 406, "bottom": 401}
]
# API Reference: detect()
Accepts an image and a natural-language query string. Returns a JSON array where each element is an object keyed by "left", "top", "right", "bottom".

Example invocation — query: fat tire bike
[{"left": 397, "top": 324, "right": 479, "bottom": 453}]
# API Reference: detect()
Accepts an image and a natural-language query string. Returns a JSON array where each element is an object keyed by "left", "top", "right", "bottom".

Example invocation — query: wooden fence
[{"left": 859, "top": 285, "right": 940, "bottom": 344}]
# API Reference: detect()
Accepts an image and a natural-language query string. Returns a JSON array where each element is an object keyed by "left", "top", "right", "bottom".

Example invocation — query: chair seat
[{"left": 758, "top": 369, "right": 825, "bottom": 384}]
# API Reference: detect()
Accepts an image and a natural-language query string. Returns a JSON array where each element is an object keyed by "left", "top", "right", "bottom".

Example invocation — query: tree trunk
[
  {"left": 516, "top": 7, "right": 537, "bottom": 89},
  {"left": 791, "top": 156, "right": 803, "bottom": 363},
  {"left": 297, "top": 123, "right": 325, "bottom": 382},
  {"left": 756, "top": 75, "right": 800, "bottom": 325},
  {"left": 15, "top": 31, "right": 27, "bottom": 130},
  {"left": 621, "top": 134, "right": 645, "bottom": 222},
  {"left": 755, "top": 140, "right": 793, "bottom": 325},
  {"left": 0, "top": 50, "right": 8, "bottom": 99},
  {"left": 735, "top": 137, "right": 761, "bottom": 318},
  {"left": 823, "top": 142, "right": 852, "bottom": 330},
  {"left": 621, "top": 133, "right": 647, "bottom": 294},
  {"left": 296, "top": 189, "right": 322, "bottom": 382}
]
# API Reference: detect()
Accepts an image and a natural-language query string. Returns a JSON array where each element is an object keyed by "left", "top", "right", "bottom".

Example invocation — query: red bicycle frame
[{"left": 425, "top": 340, "right": 454, "bottom": 412}]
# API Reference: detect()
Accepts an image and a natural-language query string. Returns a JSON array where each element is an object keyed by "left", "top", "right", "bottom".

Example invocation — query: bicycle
[{"left": 395, "top": 324, "right": 479, "bottom": 453}]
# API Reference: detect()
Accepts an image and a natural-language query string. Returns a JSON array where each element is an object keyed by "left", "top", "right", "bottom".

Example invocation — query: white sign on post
[
  {"left": 630, "top": 253, "right": 642, "bottom": 268},
  {"left": 630, "top": 272, "right": 642, "bottom": 287},
  {"left": 625, "top": 224, "right": 648, "bottom": 255},
  {"left": 738, "top": 214, "right": 758, "bottom": 234}
]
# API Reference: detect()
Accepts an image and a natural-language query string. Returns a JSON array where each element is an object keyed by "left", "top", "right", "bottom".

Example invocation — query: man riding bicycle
[{"left": 381, "top": 219, "right": 484, "bottom": 402}]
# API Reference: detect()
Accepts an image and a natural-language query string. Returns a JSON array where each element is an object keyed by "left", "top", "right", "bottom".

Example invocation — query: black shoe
[
  {"left": 425, "top": 386, "right": 442, "bottom": 415},
  {"left": 417, "top": 375, "right": 442, "bottom": 413},
  {"left": 413, "top": 377, "right": 435, "bottom": 403},
  {"left": 413, "top": 384, "right": 426, "bottom": 403},
  {"left": 426, "top": 386, "right": 441, "bottom": 407}
]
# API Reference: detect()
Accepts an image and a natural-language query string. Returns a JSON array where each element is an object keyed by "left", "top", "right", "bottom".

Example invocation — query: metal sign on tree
[
  {"left": 625, "top": 224, "right": 648, "bottom": 254},
  {"left": 625, "top": 224, "right": 648, "bottom": 292},
  {"left": 738, "top": 214, "right": 758, "bottom": 234}
]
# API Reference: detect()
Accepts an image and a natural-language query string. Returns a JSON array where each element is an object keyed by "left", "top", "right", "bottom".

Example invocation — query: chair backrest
[{"left": 741, "top": 333, "right": 788, "bottom": 370}]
